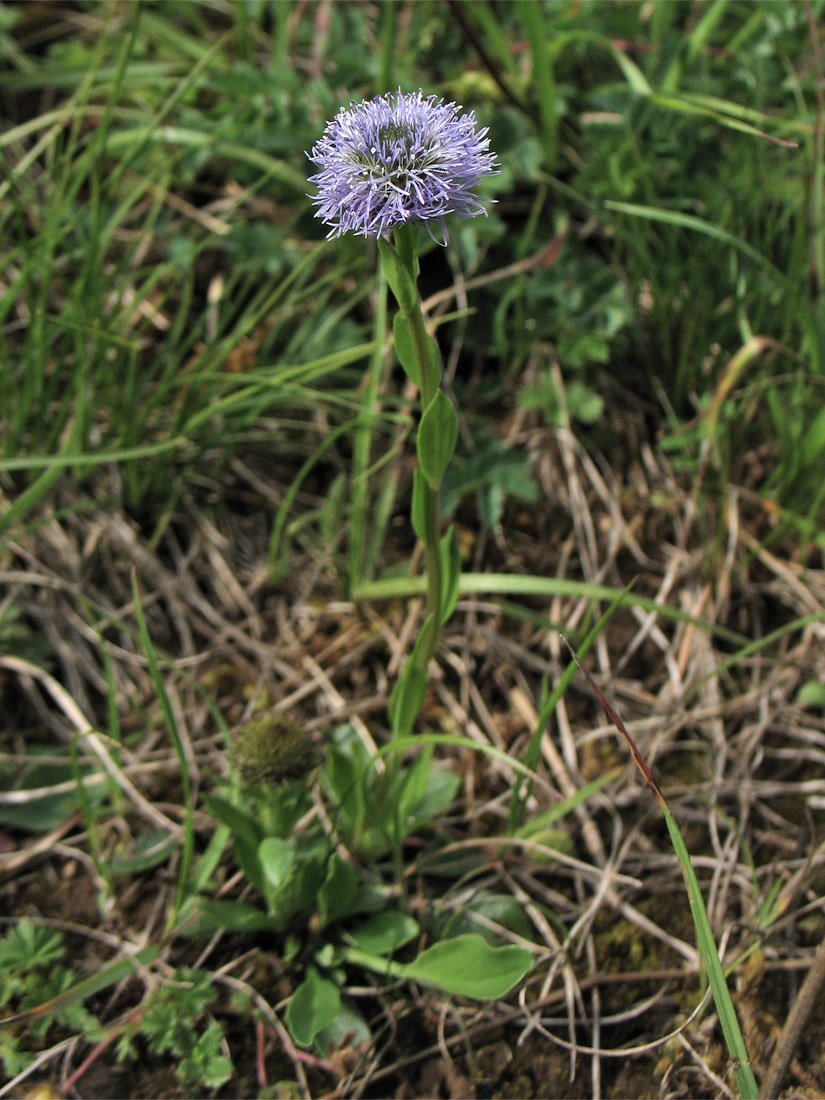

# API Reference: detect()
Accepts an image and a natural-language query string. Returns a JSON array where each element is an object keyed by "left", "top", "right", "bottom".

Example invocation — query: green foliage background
[{"left": 1, "top": 0, "right": 822, "bottom": 542}]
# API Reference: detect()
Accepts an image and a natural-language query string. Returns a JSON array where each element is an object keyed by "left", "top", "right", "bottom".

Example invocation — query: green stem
[
  {"left": 377, "top": 226, "right": 459, "bottom": 740},
  {"left": 402, "top": 290, "right": 443, "bottom": 670},
  {"left": 419, "top": 482, "right": 442, "bottom": 668},
  {"left": 339, "top": 943, "right": 405, "bottom": 981},
  {"left": 662, "top": 808, "right": 758, "bottom": 1100}
]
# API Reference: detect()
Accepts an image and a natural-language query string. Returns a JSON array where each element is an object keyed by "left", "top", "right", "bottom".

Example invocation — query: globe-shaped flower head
[{"left": 308, "top": 88, "right": 498, "bottom": 241}]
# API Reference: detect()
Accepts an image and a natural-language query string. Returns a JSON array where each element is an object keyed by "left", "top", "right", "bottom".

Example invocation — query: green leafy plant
[
  {"left": 116, "top": 969, "right": 233, "bottom": 1091},
  {"left": 0, "top": 3, "right": 372, "bottom": 526},
  {"left": 0, "top": 922, "right": 104, "bottom": 1077},
  {"left": 519, "top": 374, "right": 605, "bottom": 430},
  {"left": 0, "top": 744, "right": 108, "bottom": 833},
  {"left": 0, "top": 922, "right": 232, "bottom": 1093},
  {"left": 195, "top": 718, "right": 533, "bottom": 1052},
  {"left": 5, "top": 4, "right": 824, "bottom": 1096},
  {"left": 442, "top": 425, "right": 539, "bottom": 529}
]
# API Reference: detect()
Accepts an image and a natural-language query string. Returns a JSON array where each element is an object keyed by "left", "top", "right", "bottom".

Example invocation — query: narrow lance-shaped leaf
[
  {"left": 389, "top": 646, "right": 429, "bottom": 739},
  {"left": 417, "top": 390, "right": 458, "bottom": 489},
  {"left": 378, "top": 237, "right": 417, "bottom": 313},
  {"left": 411, "top": 467, "right": 427, "bottom": 542},
  {"left": 439, "top": 525, "right": 461, "bottom": 626},
  {"left": 393, "top": 310, "right": 442, "bottom": 390},
  {"left": 563, "top": 637, "right": 759, "bottom": 1100}
]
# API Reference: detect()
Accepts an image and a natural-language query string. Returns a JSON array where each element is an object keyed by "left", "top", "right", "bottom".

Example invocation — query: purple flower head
[{"left": 308, "top": 88, "right": 498, "bottom": 242}]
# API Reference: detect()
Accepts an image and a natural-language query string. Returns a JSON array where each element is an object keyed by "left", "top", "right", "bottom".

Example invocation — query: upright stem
[
  {"left": 378, "top": 226, "right": 458, "bottom": 740},
  {"left": 402, "top": 293, "right": 443, "bottom": 671}
]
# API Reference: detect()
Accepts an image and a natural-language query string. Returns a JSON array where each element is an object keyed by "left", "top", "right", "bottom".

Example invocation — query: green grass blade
[
  {"left": 0, "top": 944, "right": 159, "bottom": 1027},
  {"left": 268, "top": 416, "right": 362, "bottom": 574},
  {"left": 348, "top": 272, "right": 389, "bottom": 590},
  {"left": 515, "top": 0, "right": 557, "bottom": 170},
  {"left": 605, "top": 200, "right": 784, "bottom": 277},
  {"left": 0, "top": 439, "right": 189, "bottom": 473},
  {"left": 508, "top": 586, "right": 631, "bottom": 831},
  {"left": 661, "top": 807, "right": 758, "bottom": 1099},
  {"left": 131, "top": 572, "right": 194, "bottom": 934},
  {"left": 354, "top": 571, "right": 749, "bottom": 647},
  {"left": 565, "top": 641, "right": 758, "bottom": 1098},
  {"left": 0, "top": 463, "right": 64, "bottom": 539}
]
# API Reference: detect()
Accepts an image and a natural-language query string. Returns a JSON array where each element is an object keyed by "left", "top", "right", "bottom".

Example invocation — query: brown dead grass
[{"left": 2, "top": 385, "right": 825, "bottom": 1099}]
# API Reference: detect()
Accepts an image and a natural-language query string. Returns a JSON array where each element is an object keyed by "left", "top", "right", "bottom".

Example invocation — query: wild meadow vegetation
[{"left": 1, "top": 1, "right": 825, "bottom": 1097}]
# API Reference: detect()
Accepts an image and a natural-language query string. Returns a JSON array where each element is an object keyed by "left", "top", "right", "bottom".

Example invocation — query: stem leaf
[
  {"left": 378, "top": 236, "right": 417, "bottom": 312},
  {"left": 388, "top": 622, "right": 432, "bottom": 738},
  {"left": 393, "top": 311, "right": 421, "bottom": 386},
  {"left": 439, "top": 525, "right": 461, "bottom": 626},
  {"left": 417, "top": 390, "right": 458, "bottom": 489},
  {"left": 411, "top": 467, "right": 427, "bottom": 541}
]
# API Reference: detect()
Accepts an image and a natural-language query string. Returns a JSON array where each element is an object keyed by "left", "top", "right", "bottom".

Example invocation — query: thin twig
[{"left": 761, "top": 932, "right": 825, "bottom": 1098}]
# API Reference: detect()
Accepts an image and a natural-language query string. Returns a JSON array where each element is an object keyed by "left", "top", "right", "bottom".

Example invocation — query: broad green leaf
[
  {"left": 393, "top": 223, "right": 421, "bottom": 279},
  {"left": 393, "top": 311, "right": 440, "bottom": 389},
  {"left": 479, "top": 483, "right": 504, "bottom": 529},
  {"left": 408, "top": 766, "right": 460, "bottom": 825},
  {"left": 110, "top": 830, "right": 178, "bottom": 876},
  {"left": 0, "top": 752, "right": 106, "bottom": 832},
  {"left": 349, "top": 911, "right": 419, "bottom": 955},
  {"left": 263, "top": 838, "right": 328, "bottom": 930},
  {"left": 324, "top": 739, "right": 366, "bottom": 840},
  {"left": 258, "top": 837, "right": 295, "bottom": 890},
  {"left": 417, "top": 391, "right": 458, "bottom": 489},
  {"left": 797, "top": 680, "right": 825, "bottom": 709},
  {"left": 436, "top": 892, "right": 534, "bottom": 945},
  {"left": 314, "top": 998, "right": 371, "bottom": 1053},
  {"left": 397, "top": 933, "right": 532, "bottom": 999},
  {"left": 286, "top": 967, "right": 341, "bottom": 1048},
  {"left": 441, "top": 434, "right": 537, "bottom": 529},
  {"left": 388, "top": 662, "right": 427, "bottom": 740},
  {"left": 318, "top": 854, "right": 358, "bottom": 928},
  {"left": 397, "top": 748, "right": 433, "bottom": 825},
  {"left": 202, "top": 792, "right": 266, "bottom": 895},
  {"left": 801, "top": 404, "right": 825, "bottom": 468},
  {"left": 191, "top": 899, "right": 278, "bottom": 934},
  {"left": 201, "top": 793, "right": 262, "bottom": 853},
  {"left": 347, "top": 882, "right": 393, "bottom": 917}
]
